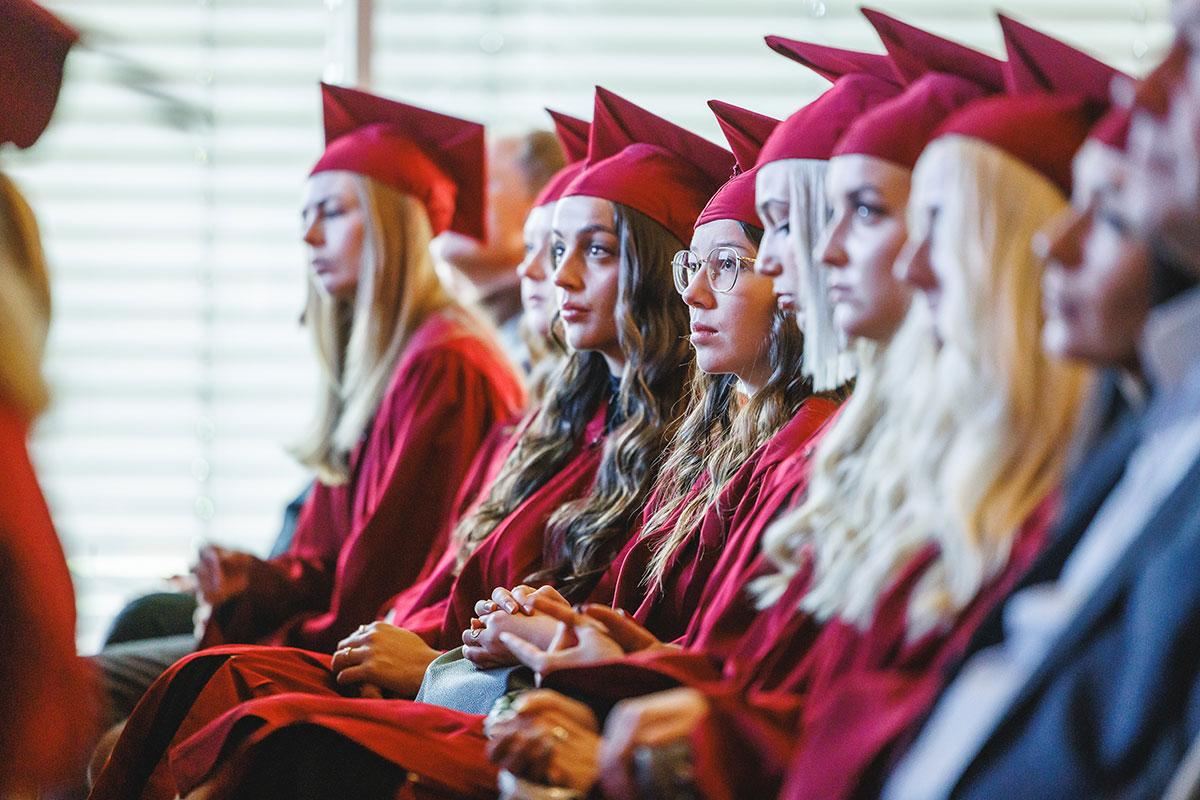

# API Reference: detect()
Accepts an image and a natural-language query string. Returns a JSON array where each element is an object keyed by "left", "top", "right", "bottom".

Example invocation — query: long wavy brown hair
[
  {"left": 641, "top": 224, "right": 816, "bottom": 586},
  {"left": 454, "top": 203, "right": 692, "bottom": 601}
]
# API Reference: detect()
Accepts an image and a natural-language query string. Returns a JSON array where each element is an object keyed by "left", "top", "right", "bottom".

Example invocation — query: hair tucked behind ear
[
  {"left": 0, "top": 172, "right": 52, "bottom": 418},
  {"left": 528, "top": 203, "right": 694, "bottom": 602}
]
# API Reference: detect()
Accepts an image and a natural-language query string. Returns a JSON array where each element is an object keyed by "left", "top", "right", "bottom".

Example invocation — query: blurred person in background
[{"left": 434, "top": 130, "right": 567, "bottom": 369}]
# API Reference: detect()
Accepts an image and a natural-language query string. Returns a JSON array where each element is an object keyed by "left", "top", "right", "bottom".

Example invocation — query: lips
[{"left": 560, "top": 301, "right": 590, "bottom": 322}]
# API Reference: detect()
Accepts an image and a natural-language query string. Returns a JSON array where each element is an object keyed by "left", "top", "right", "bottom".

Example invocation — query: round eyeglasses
[{"left": 672, "top": 247, "right": 756, "bottom": 295}]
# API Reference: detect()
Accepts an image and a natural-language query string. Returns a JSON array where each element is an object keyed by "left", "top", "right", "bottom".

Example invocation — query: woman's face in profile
[{"left": 302, "top": 170, "right": 366, "bottom": 299}]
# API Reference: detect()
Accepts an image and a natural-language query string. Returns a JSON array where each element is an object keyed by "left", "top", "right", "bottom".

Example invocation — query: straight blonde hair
[
  {"left": 759, "top": 137, "right": 1090, "bottom": 639},
  {"left": 292, "top": 174, "right": 456, "bottom": 485},
  {"left": 0, "top": 172, "right": 52, "bottom": 418}
]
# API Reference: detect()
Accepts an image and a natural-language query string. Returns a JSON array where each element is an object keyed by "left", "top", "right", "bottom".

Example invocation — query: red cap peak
[
  {"left": 999, "top": 14, "right": 1125, "bottom": 103},
  {"left": 707, "top": 100, "right": 780, "bottom": 173},
  {"left": 759, "top": 73, "right": 903, "bottom": 166},
  {"left": 834, "top": 72, "right": 990, "bottom": 170},
  {"left": 315, "top": 83, "right": 486, "bottom": 240},
  {"left": 934, "top": 93, "right": 1100, "bottom": 194},
  {"left": 588, "top": 86, "right": 733, "bottom": 186},
  {"left": 546, "top": 108, "right": 591, "bottom": 164},
  {"left": 562, "top": 88, "right": 734, "bottom": 243},
  {"left": 696, "top": 101, "right": 781, "bottom": 230},
  {"left": 765, "top": 35, "right": 901, "bottom": 86},
  {"left": 861, "top": 8, "right": 1005, "bottom": 92},
  {"left": 1, "top": 0, "right": 78, "bottom": 149}
]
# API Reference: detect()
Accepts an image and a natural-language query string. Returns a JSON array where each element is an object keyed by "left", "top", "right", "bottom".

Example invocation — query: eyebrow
[
  {"left": 551, "top": 223, "right": 617, "bottom": 238},
  {"left": 847, "top": 185, "right": 882, "bottom": 199}
]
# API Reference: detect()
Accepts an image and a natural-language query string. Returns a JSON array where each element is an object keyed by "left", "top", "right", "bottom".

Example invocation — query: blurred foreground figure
[{"left": 0, "top": 0, "right": 101, "bottom": 793}]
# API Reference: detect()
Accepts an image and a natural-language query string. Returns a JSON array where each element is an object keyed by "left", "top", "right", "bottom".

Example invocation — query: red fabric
[
  {"left": 0, "top": 0, "right": 76, "bottom": 148},
  {"left": 313, "top": 83, "right": 487, "bottom": 240},
  {"left": 531, "top": 111, "right": 591, "bottom": 208},
  {"left": 758, "top": 74, "right": 902, "bottom": 166},
  {"left": 431, "top": 406, "right": 611, "bottom": 648},
  {"left": 532, "top": 161, "right": 584, "bottom": 209},
  {"left": 765, "top": 36, "right": 901, "bottom": 86},
  {"left": 833, "top": 72, "right": 991, "bottom": 170},
  {"left": 1090, "top": 106, "right": 1132, "bottom": 150},
  {"left": 200, "top": 312, "right": 524, "bottom": 654},
  {"left": 689, "top": 495, "right": 1059, "bottom": 800},
  {"left": 547, "top": 109, "right": 590, "bottom": 163},
  {"left": 90, "top": 406, "right": 611, "bottom": 800},
  {"left": 999, "top": 13, "right": 1124, "bottom": 102},
  {"left": 933, "top": 93, "right": 1100, "bottom": 195},
  {"left": 609, "top": 397, "right": 840, "bottom": 645},
  {"left": 563, "top": 87, "right": 734, "bottom": 243},
  {"left": 861, "top": 7, "right": 1005, "bottom": 91},
  {"left": 0, "top": 403, "right": 98, "bottom": 794},
  {"left": 695, "top": 101, "right": 780, "bottom": 230}
]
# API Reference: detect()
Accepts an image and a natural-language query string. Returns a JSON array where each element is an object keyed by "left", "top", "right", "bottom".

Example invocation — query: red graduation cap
[
  {"left": 998, "top": 14, "right": 1125, "bottom": 103},
  {"left": 765, "top": 35, "right": 901, "bottom": 86},
  {"left": 758, "top": 73, "right": 903, "bottom": 166},
  {"left": 563, "top": 87, "right": 735, "bottom": 244},
  {"left": 861, "top": 8, "right": 1005, "bottom": 92},
  {"left": 547, "top": 109, "right": 590, "bottom": 164},
  {"left": 925, "top": 14, "right": 1122, "bottom": 194},
  {"left": 1, "top": 0, "right": 78, "bottom": 149},
  {"left": 696, "top": 101, "right": 780, "bottom": 229},
  {"left": 933, "top": 93, "right": 1100, "bottom": 194},
  {"left": 313, "top": 83, "right": 486, "bottom": 240},
  {"left": 534, "top": 110, "right": 591, "bottom": 208},
  {"left": 833, "top": 73, "right": 990, "bottom": 170}
]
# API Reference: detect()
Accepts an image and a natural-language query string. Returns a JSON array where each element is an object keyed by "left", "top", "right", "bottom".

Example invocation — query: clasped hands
[{"left": 461, "top": 584, "right": 672, "bottom": 679}]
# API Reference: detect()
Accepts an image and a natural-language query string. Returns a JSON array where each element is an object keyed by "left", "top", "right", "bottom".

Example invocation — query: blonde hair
[
  {"left": 0, "top": 172, "right": 52, "bottom": 418},
  {"left": 759, "top": 137, "right": 1090, "bottom": 638},
  {"left": 759, "top": 158, "right": 857, "bottom": 393},
  {"left": 292, "top": 174, "right": 456, "bottom": 485}
]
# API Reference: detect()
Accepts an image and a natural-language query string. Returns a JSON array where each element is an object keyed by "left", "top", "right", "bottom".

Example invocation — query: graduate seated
[{"left": 91, "top": 82, "right": 525, "bottom": 734}]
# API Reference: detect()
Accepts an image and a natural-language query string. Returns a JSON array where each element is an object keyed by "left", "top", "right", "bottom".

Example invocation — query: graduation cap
[
  {"left": 1, "top": 0, "right": 78, "bottom": 149},
  {"left": 927, "top": 14, "right": 1123, "bottom": 194},
  {"left": 999, "top": 13, "right": 1125, "bottom": 103},
  {"left": 534, "top": 109, "right": 591, "bottom": 208},
  {"left": 765, "top": 36, "right": 901, "bottom": 86},
  {"left": 861, "top": 7, "right": 1005, "bottom": 92},
  {"left": 313, "top": 83, "right": 487, "bottom": 240},
  {"left": 562, "top": 87, "right": 735, "bottom": 244},
  {"left": 696, "top": 101, "right": 780, "bottom": 229}
]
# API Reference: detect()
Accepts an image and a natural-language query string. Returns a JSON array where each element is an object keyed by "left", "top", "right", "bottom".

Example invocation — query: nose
[
  {"left": 756, "top": 230, "right": 784, "bottom": 278},
  {"left": 552, "top": 245, "right": 583, "bottom": 291},
  {"left": 518, "top": 240, "right": 550, "bottom": 282},
  {"left": 815, "top": 212, "right": 849, "bottom": 269},
  {"left": 1131, "top": 41, "right": 1187, "bottom": 119},
  {"left": 302, "top": 215, "right": 322, "bottom": 247},
  {"left": 681, "top": 265, "right": 715, "bottom": 310},
  {"left": 1033, "top": 206, "right": 1087, "bottom": 272},
  {"left": 893, "top": 232, "right": 938, "bottom": 293}
]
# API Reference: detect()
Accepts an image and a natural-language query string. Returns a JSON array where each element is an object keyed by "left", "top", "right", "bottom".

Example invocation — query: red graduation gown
[
  {"left": 201, "top": 311, "right": 524, "bottom": 654},
  {"left": 90, "top": 406, "right": 609, "bottom": 800},
  {"left": 0, "top": 402, "right": 99, "bottom": 794},
  {"left": 163, "top": 398, "right": 842, "bottom": 797},
  {"left": 608, "top": 396, "right": 840, "bottom": 645},
  {"left": 689, "top": 494, "right": 1058, "bottom": 800}
]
